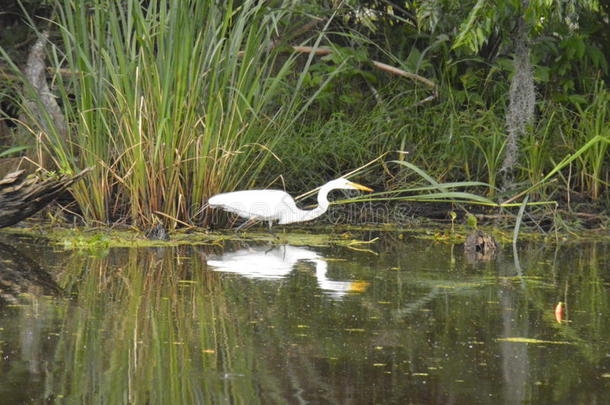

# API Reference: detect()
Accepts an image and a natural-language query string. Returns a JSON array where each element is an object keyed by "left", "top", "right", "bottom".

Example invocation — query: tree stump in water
[
  {"left": 0, "top": 168, "right": 90, "bottom": 228},
  {"left": 464, "top": 229, "right": 498, "bottom": 261}
]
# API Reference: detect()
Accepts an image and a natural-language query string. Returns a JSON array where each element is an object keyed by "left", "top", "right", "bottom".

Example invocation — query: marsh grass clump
[{"left": 5, "top": 0, "right": 316, "bottom": 228}]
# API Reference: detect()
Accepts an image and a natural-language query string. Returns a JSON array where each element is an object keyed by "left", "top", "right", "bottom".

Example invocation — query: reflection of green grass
[{"left": 52, "top": 249, "right": 266, "bottom": 404}]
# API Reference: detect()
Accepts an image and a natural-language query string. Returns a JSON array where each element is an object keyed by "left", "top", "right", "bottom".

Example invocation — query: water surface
[{"left": 0, "top": 232, "right": 608, "bottom": 404}]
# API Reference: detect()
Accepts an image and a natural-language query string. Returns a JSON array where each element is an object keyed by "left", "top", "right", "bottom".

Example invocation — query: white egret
[{"left": 208, "top": 178, "right": 373, "bottom": 228}]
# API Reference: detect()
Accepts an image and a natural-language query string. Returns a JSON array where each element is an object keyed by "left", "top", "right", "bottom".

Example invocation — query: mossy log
[{"left": 0, "top": 168, "right": 90, "bottom": 228}]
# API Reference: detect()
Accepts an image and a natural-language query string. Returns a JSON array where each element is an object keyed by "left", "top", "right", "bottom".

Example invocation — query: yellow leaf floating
[{"left": 496, "top": 337, "right": 573, "bottom": 344}]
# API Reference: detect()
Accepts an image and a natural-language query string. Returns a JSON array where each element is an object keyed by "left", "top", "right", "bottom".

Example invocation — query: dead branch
[
  {"left": 292, "top": 45, "right": 438, "bottom": 93},
  {"left": 0, "top": 167, "right": 91, "bottom": 228}
]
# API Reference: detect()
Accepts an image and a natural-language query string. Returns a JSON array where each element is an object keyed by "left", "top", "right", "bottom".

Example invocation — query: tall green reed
[
  {"left": 8, "top": 0, "right": 314, "bottom": 227},
  {"left": 462, "top": 109, "right": 506, "bottom": 197},
  {"left": 521, "top": 109, "right": 554, "bottom": 196},
  {"left": 571, "top": 81, "right": 609, "bottom": 200}
]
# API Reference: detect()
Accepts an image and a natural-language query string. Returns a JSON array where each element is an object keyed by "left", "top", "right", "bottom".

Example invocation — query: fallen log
[{"left": 0, "top": 167, "right": 91, "bottom": 228}]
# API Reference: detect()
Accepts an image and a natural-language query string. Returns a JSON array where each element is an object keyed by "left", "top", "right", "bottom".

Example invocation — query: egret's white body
[{"left": 208, "top": 178, "right": 372, "bottom": 227}]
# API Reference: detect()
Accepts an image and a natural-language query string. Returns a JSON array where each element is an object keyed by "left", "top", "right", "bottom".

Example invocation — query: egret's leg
[
  {"left": 235, "top": 218, "right": 255, "bottom": 231},
  {"left": 267, "top": 221, "right": 281, "bottom": 240}
]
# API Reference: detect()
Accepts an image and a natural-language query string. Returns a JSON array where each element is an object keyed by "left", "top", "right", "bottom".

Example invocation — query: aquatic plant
[{"left": 3, "top": 0, "right": 325, "bottom": 228}]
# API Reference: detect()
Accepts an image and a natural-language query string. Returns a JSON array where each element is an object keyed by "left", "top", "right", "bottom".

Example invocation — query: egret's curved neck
[{"left": 296, "top": 182, "right": 334, "bottom": 223}]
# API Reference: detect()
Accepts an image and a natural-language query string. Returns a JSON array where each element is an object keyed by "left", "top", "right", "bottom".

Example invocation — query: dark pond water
[{"left": 0, "top": 231, "right": 608, "bottom": 404}]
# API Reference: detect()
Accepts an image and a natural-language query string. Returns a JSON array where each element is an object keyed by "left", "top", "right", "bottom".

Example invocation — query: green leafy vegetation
[{"left": 0, "top": 0, "right": 607, "bottom": 230}]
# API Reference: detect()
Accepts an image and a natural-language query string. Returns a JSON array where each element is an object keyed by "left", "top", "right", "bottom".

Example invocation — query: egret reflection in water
[{"left": 206, "top": 245, "right": 368, "bottom": 298}]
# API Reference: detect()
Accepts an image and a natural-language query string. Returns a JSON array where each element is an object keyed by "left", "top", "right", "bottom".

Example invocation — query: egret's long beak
[{"left": 349, "top": 182, "right": 374, "bottom": 192}]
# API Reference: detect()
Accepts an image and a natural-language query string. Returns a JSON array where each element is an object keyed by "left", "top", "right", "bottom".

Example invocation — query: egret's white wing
[{"left": 208, "top": 189, "right": 298, "bottom": 221}]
